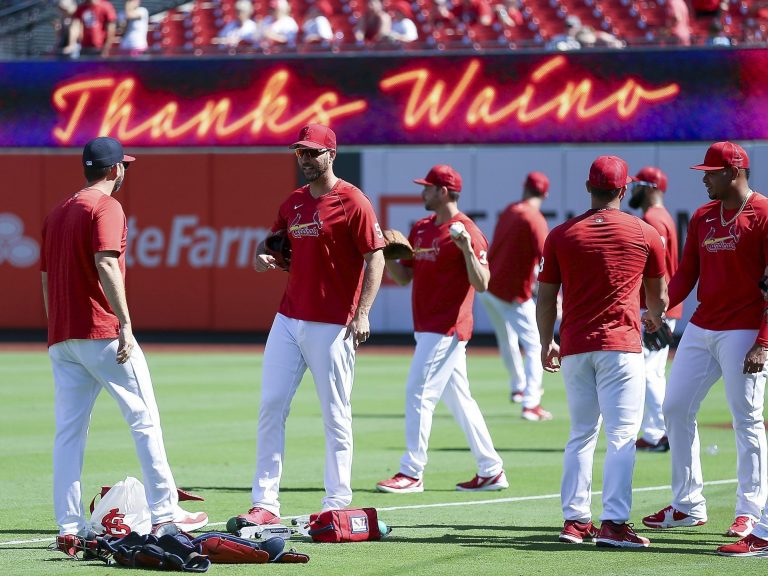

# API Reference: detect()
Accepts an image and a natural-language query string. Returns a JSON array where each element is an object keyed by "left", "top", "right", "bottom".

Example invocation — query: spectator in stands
[
  {"left": 386, "top": 1, "right": 419, "bottom": 44},
  {"left": 118, "top": 0, "right": 149, "bottom": 56},
  {"left": 692, "top": 0, "right": 728, "bottom": 19},
  {"left": 545, "top": 14, "right": 582, "bottom": 50},
  {"left": 452, "top": 0, "right": 493, "bottom": 26},
  {"left": 706, "top": 18, "right": 732, "bottom": 45},
  {"left": 575, "top": 24, "right": 625, "bottom": 48},
  {"left": 664, "top": 0, "right": 692, "bottom": 45},
  {"left": 63, "top": 0, "right": 118, "bottom": 58},
  {"left": 494, "top": 0, "right": 524, "bottom": 28},
  {"left": 430, "top": 0, "right": 457, "bottom": 29},
  {"left": 53, "top": 0, "right": 77, "bottom": 54},
  {"left": 301, "top": 0, "right": 334, "bottom": 45},
  {"left": 354, "top": 0, "right": 392, "bottom": 45},
  {"left": 262, "top": 0, "right": 299, "bottom": 47},
  {"left": 53, "top": 0, "right": 77, "bottom": 55},
  {"left": 216, "top": 0, "right": 260, "bottom": 49}
]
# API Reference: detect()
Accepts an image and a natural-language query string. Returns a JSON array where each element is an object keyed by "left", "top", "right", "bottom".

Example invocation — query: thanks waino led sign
[{"left": 0, "top": 49, "right": 765, "bottom": 147}]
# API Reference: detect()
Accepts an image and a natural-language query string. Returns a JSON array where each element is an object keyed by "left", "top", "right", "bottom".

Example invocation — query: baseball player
[
  {"left": 537, "top": 155, "right": 667, "bottom": 548},
  {"left": 478, "top": 171, "right": 551, "bottom": 420},
  {"left": 642, "top": 142, "right": 768, "bottom": 539},
  {"left": 229, "top": 124, "right": 385, "bottom": 529},
  {"left": 627, "top": 167, "right": 682, "bottom": 452},
  {"left": 376, "top": 165, "right": 507, "bottom": 494},
  {"left": 41, "top": 137, "right": 207, "bottom": 556}
]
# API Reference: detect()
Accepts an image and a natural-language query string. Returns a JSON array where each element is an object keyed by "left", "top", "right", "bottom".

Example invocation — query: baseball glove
[
  {"left": 382, "top": 229, "right": 413, "bottom": 260},
  {"left": 264, "top": 232, "right": 292, "bottom": 271},
  {"left": 643, "top": 319, "right": 675, "bottom": 351}
]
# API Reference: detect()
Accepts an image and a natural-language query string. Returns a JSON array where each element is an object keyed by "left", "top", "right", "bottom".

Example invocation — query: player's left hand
[
  {"left": 641, "top": 310, "right": 663, "bottom": 333},
  {"left": 743, "top": 343, "right": 767, "bottom": 374},
  {"left": 117, "top": 324, "right": 134, "bottom": 364},
  {"left": 344, "top": 313, "right": 370, "bottom": 349},
  {"left": 541, "top": 341, "right": 561, "bottom": 373}
]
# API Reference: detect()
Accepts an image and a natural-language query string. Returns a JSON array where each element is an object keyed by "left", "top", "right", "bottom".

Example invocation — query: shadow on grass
[
  {"left": 181, "top": 486, "right": 325, "bottom": 494},
  {"left": 432, "top": 447, "right": 564, "bottom": 454},
  {"left": 390, "top": 523, "right": 728, "bottom": 555},
  {"left": 0, "top": 529, "right": 57, "bottom": 535}
]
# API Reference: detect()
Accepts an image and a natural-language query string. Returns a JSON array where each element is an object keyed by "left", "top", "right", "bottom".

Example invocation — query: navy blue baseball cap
[{"left": 82, "top": 137, "right": 136, "bottom": 168}]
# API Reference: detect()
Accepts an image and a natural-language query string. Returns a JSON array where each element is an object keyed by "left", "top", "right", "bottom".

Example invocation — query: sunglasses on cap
[{"left": 294, "top": 148, "right": 330, "bottom": 159}]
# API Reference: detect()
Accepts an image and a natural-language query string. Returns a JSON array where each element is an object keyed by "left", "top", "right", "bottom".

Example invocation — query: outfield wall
[
  {"left": 1, "top": 49, "right": 766, "bottom": 335},
  {"left": 3, "top": 142, "right": 768, "bottom": 334}
]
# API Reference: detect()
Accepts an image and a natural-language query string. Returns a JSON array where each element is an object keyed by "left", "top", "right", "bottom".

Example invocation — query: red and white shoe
[
  {"left": 635, "top": 436, "right": 670, "bottom": 453},
  {"left": 455, "top": 471, "right": 509, "bottom": 492},
  {"left": 559, "top": 520, "right": 598, "bottom": 544},
  {"left": 376, "top": 473, "right": 424, "bottom": 493},
  {"left": 725, "top": 515, "right": 756, "bottom": 538},
  {"left": 226, "top": 506, "right": 281, "bottom": 533},
  {"left": 717, "top": 533, "right": 768, "bottom": 557},
  {"left": 642, "top": 505, "right": 707, "bottom": 529},
  {"left": 174, "top": 508, "right": 209, "bottom": 532},
  {"left": 522, "top": 405, "right": 553, "bottom": 421},
  {"left": 510, "top": 391, "right": 524, "bottom": 404},
  {"left": 595, "top": 521, "right": 650, "bottom": 548}
]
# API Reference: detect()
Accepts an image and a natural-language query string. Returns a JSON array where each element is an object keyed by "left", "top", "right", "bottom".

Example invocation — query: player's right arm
[
  {"left": 667, "top": 212, "right": 700, "bottom": 310},
  {"left": 95, "top": 251, "right": 134, "bottom": 364},
  {"left": 536, "top": 281, "right": 561, "bottom": 372},
  {"left": 254, "top": 238, "right": 280, "bottom": 272},
  {"left": 41, "top": 272, "right": 49, "bottom": 320},
  {"left": 255, "top": 207, "right": 288, "bottom": 272}
]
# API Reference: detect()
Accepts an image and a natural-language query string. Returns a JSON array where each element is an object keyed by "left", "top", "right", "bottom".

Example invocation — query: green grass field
[{"left": 0, "top": 346, "right": 760, "bottom": 574}]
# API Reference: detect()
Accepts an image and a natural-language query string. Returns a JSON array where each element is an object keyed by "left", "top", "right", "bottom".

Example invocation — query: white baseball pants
[
  {"left": 753, "top": 508, "right": 768, "bottom": 540},
  {"left": 640, "top": 318, "right": 676, "bottom": 443},
  {"left": 663, "top": 323, "right": 767, "bottom": 520},
  {"left": 49, "top": 338, "right": 179, "bottom": 535},
  {"left": 560, "top": 351, "right": 645, "bottom": 523},
  {"left": 478, "top": 292, "right": 544, "bottom": 407},
  {"left": 399, "top": 332, "right": 504, "bottom": 479},
  {"left": 252, "top": 313, "right": 355, "bottom": 515}
]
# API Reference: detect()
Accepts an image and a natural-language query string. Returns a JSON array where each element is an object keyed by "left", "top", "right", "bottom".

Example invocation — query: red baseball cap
[
  {"left": 525, "top": 171, "right": 549, "bottom": 197},
  {"left": 634, "top": 166, "right": 668, "bottom": 192},
  {"left": 392, "top": 0, "right": 413, "bottom": 18},
  {"left": 289, "top": 124, "right": 337, "bottom": 150},
  {"left": 691, "top": 141, "right": 749, "bottom": 171},
  {"left": 414, "top": 164, "right": 463, "bottom": 192},
  {"left": 588, "top": 155, "right": 633, "bottom": 191}
]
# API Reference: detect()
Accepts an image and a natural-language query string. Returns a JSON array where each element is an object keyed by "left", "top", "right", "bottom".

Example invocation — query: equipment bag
[
  {"left": 89, "top": 476, "right": 205, "bottom": 537},
  {"left": 307, "top": 508, "right": 382, "bottom": 543},
  {"left": 191, "top": 532, "right": 309, "bottom": 564},
  {"left": 89, "top": 477, "right": 152, "bottom": 537}
]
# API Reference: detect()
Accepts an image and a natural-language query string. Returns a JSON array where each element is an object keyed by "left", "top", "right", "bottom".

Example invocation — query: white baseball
[{"left": 449, "top": 222, "right": 465, "bottom": 238}]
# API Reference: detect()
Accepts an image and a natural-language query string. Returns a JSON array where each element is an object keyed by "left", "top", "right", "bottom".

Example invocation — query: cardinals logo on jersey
[
  {"left": 702, "top": 224, "right": 740, "bottom": 252},
  {"left": 101, "top": 508, "right": 131, "bottom": 537},
  {"left": 288, "top": 211, "right": 323, "bottom": 238},
  {"left": 413, "top": 237, "right": 440, "bottom": 261}
]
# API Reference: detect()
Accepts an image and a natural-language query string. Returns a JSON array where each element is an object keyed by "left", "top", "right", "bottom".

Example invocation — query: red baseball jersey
[
  {"left": 539, "top": 208, "right": 665, "bottom": 356},
  {"left": 74, "top": 2, "right": 117, "bottom": 49},
  {"left": 668, "top": 192, "right": 768, "bottom": 345},
  {"left": 272, "top": 180, "right": 385, "bottom": 325},
  {"left": 487, "top": 201, "right": 548, "bottom": 303},
  {"left": 402, "top": 213, "right": 488, "bottom": 341},
  {"left": 41, "top": 188, "right": 126, "bottom": 347},
  {"left": 641, "top": 205, "right": 682, "bottom": 319}
]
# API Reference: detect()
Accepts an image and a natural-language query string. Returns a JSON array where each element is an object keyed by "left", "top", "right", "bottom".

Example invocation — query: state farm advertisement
[{"left": 0, "top": 152, "right": 293, "bottom": 331}]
